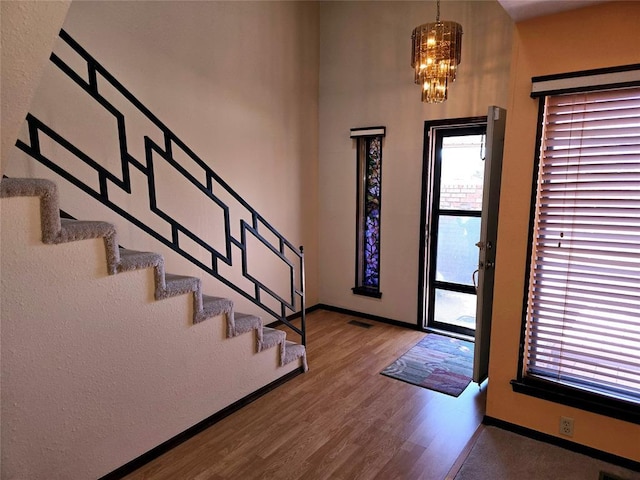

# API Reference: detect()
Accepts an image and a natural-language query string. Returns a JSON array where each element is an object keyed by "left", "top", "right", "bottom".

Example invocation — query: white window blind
[{"left": 525, "top": 86, "right": 640, "bottom": 405}]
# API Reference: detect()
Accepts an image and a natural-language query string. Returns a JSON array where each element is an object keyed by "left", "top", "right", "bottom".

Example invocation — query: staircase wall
[
  {"left": 4, "top": 0, "right": 320, "bottom": 318},
  {"left": 2, "top": 3, "right": 318, "bottom": 477},
  {"left": 0, "top": 0, "right": 70, "bottom": 170},
  {"left": 1, "top": 194, "right": 299, "bottom": 479}
]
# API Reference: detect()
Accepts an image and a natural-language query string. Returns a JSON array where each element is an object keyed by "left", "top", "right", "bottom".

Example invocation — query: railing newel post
[{"left": 299, "top": 245, "right": 306, "bottom": 346}]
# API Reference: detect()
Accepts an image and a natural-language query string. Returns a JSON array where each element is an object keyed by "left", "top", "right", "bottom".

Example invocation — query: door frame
[{"left": 417, "top": 116, "right": 487, "bottom": 334}]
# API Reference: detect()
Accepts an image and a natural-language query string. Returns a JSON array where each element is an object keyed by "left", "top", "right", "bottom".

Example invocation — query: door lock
[{"left": 476, "top": 240, "right": 493, "bottom": 250}]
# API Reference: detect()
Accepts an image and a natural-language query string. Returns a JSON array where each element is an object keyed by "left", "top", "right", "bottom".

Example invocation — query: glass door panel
[
  {"left": 439, "top": 136, "right": 485, "bottom": 211},
  {"left": 433, "top": 289, "right": 477, "bottom": 330},
  {"left": 425, "top": 125, "right": 486, "bottom": 336},
  {"left": 435, "top": 216, "right": 481, "bottom": 286}
]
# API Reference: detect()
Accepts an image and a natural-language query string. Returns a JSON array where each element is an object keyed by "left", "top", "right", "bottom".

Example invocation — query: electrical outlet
[{"left": 560, "top": 416, "right": 574, "bottom": 437}]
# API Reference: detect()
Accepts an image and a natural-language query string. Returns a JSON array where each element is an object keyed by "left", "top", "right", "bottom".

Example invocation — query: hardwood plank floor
[{"left": 124, "top": 310, "right": 486, "bottom": 480}]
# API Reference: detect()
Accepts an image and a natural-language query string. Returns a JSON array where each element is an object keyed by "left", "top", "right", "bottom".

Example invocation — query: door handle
[
  {"left": 476, "top": 240, "right": 493, "bottom": 250},
  {"left": 476, "top": 260, "right": 495, "bottom": 272}
]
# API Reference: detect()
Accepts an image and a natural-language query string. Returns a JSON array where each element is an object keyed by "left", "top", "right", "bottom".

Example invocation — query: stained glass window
[{"left": 351, "top": 127, "right": 385, "bottom": 298}]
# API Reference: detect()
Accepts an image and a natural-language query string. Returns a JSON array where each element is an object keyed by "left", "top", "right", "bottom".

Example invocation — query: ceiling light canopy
[{"left": 411, "top": 0, "right": 463, "bottom": 103}]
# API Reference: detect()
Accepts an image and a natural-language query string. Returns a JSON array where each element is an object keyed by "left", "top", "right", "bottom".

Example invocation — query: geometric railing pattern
[{"left": 15, "top": 29, "right": 305, "bottom": 344}]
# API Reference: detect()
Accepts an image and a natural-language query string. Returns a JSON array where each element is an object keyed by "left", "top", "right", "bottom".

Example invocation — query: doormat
[{"left": 381, "top": 333, "right": 474, "bottom": 397}]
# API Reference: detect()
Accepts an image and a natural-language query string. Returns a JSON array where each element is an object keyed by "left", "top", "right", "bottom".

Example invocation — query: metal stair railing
[{"left": 15, "top": 29, "right": 306, "bottom": 345}]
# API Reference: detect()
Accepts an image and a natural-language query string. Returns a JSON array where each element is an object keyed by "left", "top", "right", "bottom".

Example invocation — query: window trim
[
  {"left": 531, "top": 63, "right": 640, "bottom": 98},
  {"left": 351, "top": 126, "right": 385, "bottom": 299},
  {"left": 513, "top": 66, "right": 640, "bottom": 424}
]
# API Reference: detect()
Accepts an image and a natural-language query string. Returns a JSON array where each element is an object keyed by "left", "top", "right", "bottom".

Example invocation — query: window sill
[
  {"left": 352, "top": 287, "right": 382, "bottom": 299},
  {"left": 511, "top": 379, "right": 639, "bottom": 425}
]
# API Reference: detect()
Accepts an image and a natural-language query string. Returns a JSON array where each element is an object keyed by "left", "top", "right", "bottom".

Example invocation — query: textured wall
[
  {"left": 1, "top": 194, "right": 299, "bottom": 479},
  {"left": 1, "top": 1, "right": 319, "bottom": 477},
  {"left": 487, "top": 1, "right": 640, "bottom": 461},
  {"left": 5, "top": 0, "right": 320, "bottom": 317},
  {"left": 317, "top": 1, "right": 513, "bottom": 324},
  {"left": 0, "top": 0, "right": 70, "bottom": 172}
]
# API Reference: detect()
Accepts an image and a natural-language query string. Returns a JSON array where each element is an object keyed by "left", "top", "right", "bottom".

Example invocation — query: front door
[
  {"left": 420, "top": 118, "right": 487, "bottom": 337},
  {"left": 473, "top": 106, "right": 506, "bottom": 384},
  {"left": 418, "top": 107, "right": 506, "bottom": 385}
]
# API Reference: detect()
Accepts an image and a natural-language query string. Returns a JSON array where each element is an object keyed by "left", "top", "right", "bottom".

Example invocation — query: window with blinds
[{"left": 521, "top": 83, "right": 640, "bottom": 415}]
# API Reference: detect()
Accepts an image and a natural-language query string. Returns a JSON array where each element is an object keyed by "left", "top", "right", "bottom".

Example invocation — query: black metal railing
[{"left": 16, "top": 29, "right": 305, "bottom": 345}]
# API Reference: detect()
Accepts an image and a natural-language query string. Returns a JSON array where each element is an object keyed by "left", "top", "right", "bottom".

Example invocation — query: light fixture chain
[{"left": 436, "top": 0, "right": 440, "bottom": 22}]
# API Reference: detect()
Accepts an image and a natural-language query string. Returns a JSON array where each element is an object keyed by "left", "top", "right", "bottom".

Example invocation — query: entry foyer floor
[{"left": 125, "top": 309, "right": 486, "bottom": 480}]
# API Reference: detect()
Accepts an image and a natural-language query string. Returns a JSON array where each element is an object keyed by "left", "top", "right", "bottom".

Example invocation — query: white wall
[
  {"left": 1, "top": 3, "right": 71, "bottom": 475},
  {"left": 318, "top": 0, "right": 513, "bottom": 324},
  {"left": 5, "top": 0, "right": 320, "bottom": 319},
  {"left": 1, "top": 1, "right": 318, "bottom": 477},
  {"left": 1, "top": 194, "right": 299, "bottom": 479},
  {"left": 0, "top": 0, "right": 71, "bottom": 171}
]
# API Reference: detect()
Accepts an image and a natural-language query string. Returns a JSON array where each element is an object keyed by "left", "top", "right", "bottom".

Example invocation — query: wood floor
[{"left": 124, "top": 309, "right": 486, "bottom": 480}]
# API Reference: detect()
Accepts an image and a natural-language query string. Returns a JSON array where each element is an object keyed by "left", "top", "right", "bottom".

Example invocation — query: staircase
[
  {"left": 1, "top": 177, "right": 308, "bottom": 369},
  {"left": 2, "top": 25, "right": 311, "bottom": 477},
  {"left": 12, "top": 29, "right": 307, "bottom": 346},
  {"left": 2, "top": 15, "right": 311, "bottom": 480},
  {"left": 0, "top": 176, "right": 307, "bottom": 479}
]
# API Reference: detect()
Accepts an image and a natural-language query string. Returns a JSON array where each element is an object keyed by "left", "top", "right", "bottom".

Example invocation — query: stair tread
[
  {"left": 162, "top": 273, "right": 200, "bottom": 297},
  {"left": 282, "top": 342, "right": 307, "bottom": 370},
  {"left": 260, "top": 327, "right": 286, "bottom": 347},
  {"left": 232, "top": 312, "right": 261, "bottom": 336},
  {"left": 165, "top": 273, "right": 198, "bottom": 281},
  {"left": 118, "top": 248, "right": 162, "bottom": 271},
  {"left": 3, "top": 177, "right": 310, "bottom": 372},
  {"left": 202, "top": 294, "right": 233, "bottom": 306},
  {"left": 263, "top": 326, "right": 285, "bottom": 334},
  {"left": 119, "top": 247, "right": 157, "bottom": 256},
  {"left": 201, "top": 295, "right": 233, "bottom": 318},
  {"left": 60, "top": 218, "right": 110, "bottom": 226},
  {"left": 235, "top": 312, "right": 261, "bottom": 321},
  {"left": 58, "top": 218, "right": 116, "bottom": 241}
]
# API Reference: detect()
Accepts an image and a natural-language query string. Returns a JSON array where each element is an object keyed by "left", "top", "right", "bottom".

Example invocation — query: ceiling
[{"left": 497, "top": 0, "right": 609, "bottom": 22}]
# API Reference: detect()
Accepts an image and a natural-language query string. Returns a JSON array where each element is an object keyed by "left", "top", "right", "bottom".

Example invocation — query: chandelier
[{"left": 411, "top": 0, "right": 463, "bottom": 103}]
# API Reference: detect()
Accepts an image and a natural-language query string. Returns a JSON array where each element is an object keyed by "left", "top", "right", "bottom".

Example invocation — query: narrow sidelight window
[
  {"left": 351, "top": 126, "right": 385, "bottom": 298},
  {"left": 514, "top": 67, "right": 640, "bottom": 422}
]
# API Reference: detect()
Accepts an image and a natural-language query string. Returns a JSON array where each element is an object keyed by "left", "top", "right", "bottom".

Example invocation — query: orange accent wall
[{"left": 487, "top": 1, "right": 640, "bottom": 461}]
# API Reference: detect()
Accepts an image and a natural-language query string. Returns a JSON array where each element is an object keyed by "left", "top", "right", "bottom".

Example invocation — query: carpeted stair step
[
  {"left": 117, "top": 248, "right": 162, "bottom": 272},
  {"left": 283, "top": 341, "right": 308, "bottom": 370},
  {"left": 1, "top": 177, "right": 308, "bottom": 372},
  {"left": 160, "top": 273, "right": 201, "bottom": 299},
  {"left": 59, "top": 218, "right": 117, "bottom": 243},
  {"left": 198, "top": 294, "right": 233, "bottom": 323},
  {"left": 230, "top": 312, "right": 262, "bottom": 337},
  {"left": 257, "top": 327, "right": 286, "bottom": 353}
]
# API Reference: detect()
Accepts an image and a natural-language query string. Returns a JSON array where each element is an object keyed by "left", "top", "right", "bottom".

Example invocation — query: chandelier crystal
[{"left": 411, "top": 0, "right": 463, "bottom": 103}]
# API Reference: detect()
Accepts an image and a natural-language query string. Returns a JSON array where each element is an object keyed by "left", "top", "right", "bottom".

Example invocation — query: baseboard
[
  {"left": 483, "top": 416, "right": 640, "bottom": 472},
  {"left": 288, "top": 303, "right": 323, "bottom": 320},
  {"left": 314, "top": 304, "right": 422, "bottom": 330},
  {"left": 99, "top": 366, "right": 304, "bottom": 480},
  {"left": 267, "top": 303, "right": 420, "bottom": 332},
  {"left": 264, "top": 304, "right": 323, "bottom": 329}
]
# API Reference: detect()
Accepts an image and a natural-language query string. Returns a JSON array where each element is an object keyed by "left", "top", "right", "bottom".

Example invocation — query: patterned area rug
[{"left": 381, "top": 333, "right": 474, "bottom": 397}]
